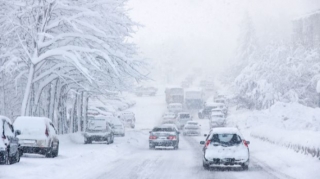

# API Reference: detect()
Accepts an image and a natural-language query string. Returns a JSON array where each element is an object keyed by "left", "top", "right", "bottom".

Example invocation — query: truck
[
  {"left": 165, "top": 87, "right": 184, "bottom": 104},
  {"left": 184, "top": 88, "right": 204, "bottom": 109}
]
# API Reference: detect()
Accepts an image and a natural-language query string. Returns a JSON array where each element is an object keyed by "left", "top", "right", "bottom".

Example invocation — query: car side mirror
[
  {"left": 200, "top": 141, "right": 205, "bottom": 145},
  {"left": 15, "top": 130, "right": 21, "bottom": 136},
  {"left": 204, "top": 134, "right": 207, "bottom": 137},
  {"left": 149, "top": 131, "right": 152, "bottom": 134},
  {"left": 246, "top": 141, "right": 250, "bottom": 145}
]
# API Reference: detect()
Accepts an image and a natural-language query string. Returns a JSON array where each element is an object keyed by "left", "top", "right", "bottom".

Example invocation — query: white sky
[{"left": 127, "top": 0, "right": 320, "bottom": 81}]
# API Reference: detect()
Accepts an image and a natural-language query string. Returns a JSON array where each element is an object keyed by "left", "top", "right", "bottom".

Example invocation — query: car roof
[
  {"left": 0, "top": 115, "right": 12, "bottom": 124},
  {"left": 205, "top": 102, "right": 224, "bottom": 107}
]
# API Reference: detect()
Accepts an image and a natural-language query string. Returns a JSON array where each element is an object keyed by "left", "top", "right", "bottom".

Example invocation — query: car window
[
  {"left": 4, "top": 121, "right": 14, "bottom": 138},
  {"left": 210, "top": 134, "right": 242, "bottom": 146},
  {"left": 49, "top": 123, "right": 56, "bottom": 136}
]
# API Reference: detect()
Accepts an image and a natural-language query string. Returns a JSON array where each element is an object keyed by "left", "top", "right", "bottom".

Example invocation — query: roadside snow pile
[{"left": 228, "top": 102, "right": 320, "bottom": 158}]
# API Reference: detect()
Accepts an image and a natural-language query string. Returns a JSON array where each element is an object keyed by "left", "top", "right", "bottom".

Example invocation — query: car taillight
[
  {"left": 243, "top": 140, "right": 249, "bottom": 148},
  {"left": 167, "top": 136, "right": 176, "bottom": 140},
  {"left": 45, "top": 128, "right": 49, "bottom": 137},
  {"left": 205, "top": 140, "right": 210, "bottom": 148},
  {"left": 149, "top": 136, "right": 157, "bottom": 140}
]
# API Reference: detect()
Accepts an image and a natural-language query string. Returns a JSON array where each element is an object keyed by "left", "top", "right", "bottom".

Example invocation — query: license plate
[{"left": 224, "top": 158, "right": 234, "bottom": 162}]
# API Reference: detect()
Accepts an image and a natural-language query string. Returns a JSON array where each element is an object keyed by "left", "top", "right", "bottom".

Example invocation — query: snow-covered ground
[{"left": 1, "top": 95, "right": 319, "bottom": 179}]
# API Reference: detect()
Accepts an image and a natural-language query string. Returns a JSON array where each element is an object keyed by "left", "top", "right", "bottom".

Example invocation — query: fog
[{"left": 127, "top": 0, "right": 320, "bottom": 82}]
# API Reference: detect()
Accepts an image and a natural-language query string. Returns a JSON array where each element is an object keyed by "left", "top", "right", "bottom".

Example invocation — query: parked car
[
  {"left": 183, "top": 121, "right": 201, "bottom": 136},
  {"left": 149, "top": 125, "right": 180, "bottom": 150},
  {"left": 111, "top": 122, "right": 125, "bottom": 137},
  {"left": 176, "top": 112, "right": 193, "bottom": 129},
  {"left": 14, "top": 116, "right": 59, "bottom": 158},
  {"left": 0, "top": 116, "right": 21, "bottom": 164},
  {"left": 118, "top": 111, "right": 135, "bottom": 128},
  {"left": 200, "top": 127, "right": 250, "bottom": 170},
  {"left": 84, "top": 116, "right": 114, "bottom": 144},
  {"left": 167, "top": 103, "right": 183, "bottom": 114}
]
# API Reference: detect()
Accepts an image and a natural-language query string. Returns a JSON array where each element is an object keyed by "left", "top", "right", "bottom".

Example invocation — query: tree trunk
[{"left": 21, "top": 64, "right": 35, "bottom": 116}]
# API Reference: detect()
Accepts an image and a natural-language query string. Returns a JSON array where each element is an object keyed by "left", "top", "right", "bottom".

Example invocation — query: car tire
[
  {"left": 242, "top": 164, "right": 249, "bottom": 171},
  {"left": 6, "top": 150, "right": 14, "bottom": 165},
  {"left": 203, "top": 162, "right": 210, "bottom": 170},
  {"left": 13, "top": 150, "right": 20, "bottom": 163},
  {"left": 84, "top": 138, "right": 91, "bottom": 144},
  {"left": 53, "top": 143, "right": 59, "bottom": 157},
  {"left": 149, "top": 145, "right": 155, "bottom": 150},
  {"left": 110, "top": 134, "right": 114, "bottom": 144},
  {"left": 45, "top": 144, "right": 54, "bottom": 158}
]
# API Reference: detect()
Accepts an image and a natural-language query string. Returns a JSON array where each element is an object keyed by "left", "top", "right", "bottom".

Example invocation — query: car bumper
[
  {"left": 149, "top": 140, "right": 178, "bottom": 147},
  {"left": 85, "top": 135, "right": 109, "bottom": 141},
  {"left": 21, "top": 146, "right": 50, "bottom": 155},
  {"left": 203, "top": 157, "right": 249, "bottom": 166}
]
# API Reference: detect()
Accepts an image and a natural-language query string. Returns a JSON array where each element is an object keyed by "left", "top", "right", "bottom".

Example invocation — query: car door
[
  {"left": 49, "top": 123, "right": 58, "bottom": 144},
  {"left": 4, "top": 121, "right": 18, "bottom": 156}
]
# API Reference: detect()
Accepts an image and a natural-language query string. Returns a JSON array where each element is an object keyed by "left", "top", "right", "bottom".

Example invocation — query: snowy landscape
[{"left": 1, "top": 0, "right": 320, "bottom": 179}]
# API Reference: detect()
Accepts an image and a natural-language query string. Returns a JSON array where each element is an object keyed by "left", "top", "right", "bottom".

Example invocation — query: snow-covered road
[{"left": 1, "top": 95, "right": 318, "bottom": 179}]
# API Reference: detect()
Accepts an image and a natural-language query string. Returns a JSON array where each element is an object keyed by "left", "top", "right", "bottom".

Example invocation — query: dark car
[
  {"left": 198, "top": 106, "right": 214, "bottom": 119},
  {"left": 0, "top": 116, "right": 21, "bottom": 164},
  {"left": 149, "top": 125, "right": 180, "bottom": 150}
]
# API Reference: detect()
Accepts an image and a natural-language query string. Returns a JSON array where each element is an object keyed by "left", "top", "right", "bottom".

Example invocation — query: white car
[
  {"left": 210, "top": 112, "right": 226, "bottom": 128},
  {"left": 176, "top": 112, "right": 192, "bottom": 129},
  {"left": 200, "top": 127, "right": 250, "bottom": 170},
  {"left": 84, "top": 116, "right": 115, "bottom": 144},
  {"left": 183, "top": 121, "right": 201, "bottom": 136},
  {"left": 119, "top": 111, "right": 135, "bottom": 128},
  {"left": 112, "top": 122, "right": 125, "bottom": 137},
  {"left": 14, "top": 117, "right": 59, "bottom": 158}
]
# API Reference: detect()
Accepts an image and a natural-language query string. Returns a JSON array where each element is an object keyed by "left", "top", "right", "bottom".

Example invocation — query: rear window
[
  {"left": 153, "top": 127, "right": 174, "bottom": 132},
  {"left": 210, "top": 134, "right": 242, "bottom": 146},
  {"left": 14, "top": 118, "right": 46, "bottom": 135}
]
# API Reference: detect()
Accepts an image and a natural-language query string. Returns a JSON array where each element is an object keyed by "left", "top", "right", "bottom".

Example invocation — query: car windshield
[{"left": 210, "top": 134, "right": 242, "bottom": 146}]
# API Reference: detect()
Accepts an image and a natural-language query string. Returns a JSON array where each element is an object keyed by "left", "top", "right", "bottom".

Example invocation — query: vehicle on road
[
  {"left": 201, "top": 127, "right": 250, "bottom": 170},
  {"left": 14, "top": 116, "right": 59, "bottom": 158},
  {"left": 135, "top": 86, "right": 158, "bottom": 96},
  {"left": 183, "top": 121, "right": 201, "bottom": 136},
  {"left": 0, "top": 116, "right": 21, "bottom": 165},
  {"left": 162, "top": 112, "right": 177, "bottom": 124},
  {"left": 167, "top": 103, "right": 183, "bottom": 114},
  {"left": 118, "top": 111, "right": 136, "bottom": 128},
  {"left": 185, "top": 88, "right": 204, "bottom": 109},
  {"left": 198, "top": 102, "right": 219, "bottom": 119},
  {"left": 111, "top": 122, "right": 125, "bottom": 137},
  {"left": 84, "top": 116, "right": 114, "bottom": 144},
  {"left": 149, "top": 125, "right": 180, "bottom": 150},
  {"left": 165, "top": 87, "right": 184, "bottom": 104},
  {"left": 209, "top": 112, "right": 226, "bottom": 128},
  {"left": 176, "top": 112, "right": 193, "bottom": 129}
]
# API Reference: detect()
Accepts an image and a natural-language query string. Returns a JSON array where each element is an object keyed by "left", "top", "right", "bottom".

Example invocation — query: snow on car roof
[
  {"left": 210, "top": 127, "right": 240, "bottom": 135},
  {"left": 0, "top": 115, "right": 12, "bottom": 124},
  {"left": 211, "top": 111, "right": 224, "bottom": 115}
]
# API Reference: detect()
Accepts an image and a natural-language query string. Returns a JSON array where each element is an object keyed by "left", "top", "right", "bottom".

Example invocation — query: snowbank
[{"left": 228, "top": 102, "right": 320, "bottom": 158}]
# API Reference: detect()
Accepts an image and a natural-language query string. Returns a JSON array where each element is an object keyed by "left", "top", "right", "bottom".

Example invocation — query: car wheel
[
  {"left": 122, "top": 134, "right": 125, "bottom": 137},
  {"left": 242, "top": 164, "right": 249, "bottom": 171},
  {"left": 149, "top": 144, "right": 155, "bottom": 150},
  {"left": 45, "top": 143, "right": 54, "bottom": 158},
  {"left": 5, "top": 150, "right": 13, "bottom": 165},
  {"left": 111, "top": 134, "right": 114, "bottom": 144},
  {"left": 14, "top": 150, "right": 20, "bottom": 163},
  {"left": 53, "top": 143, "right": 59, "bottom": 157},
  {"left": 84, "top": 138, "right": 91, "bottom": 144},
  {"left": 203, "top": 162, "right": 210, "bottom": 170}
]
